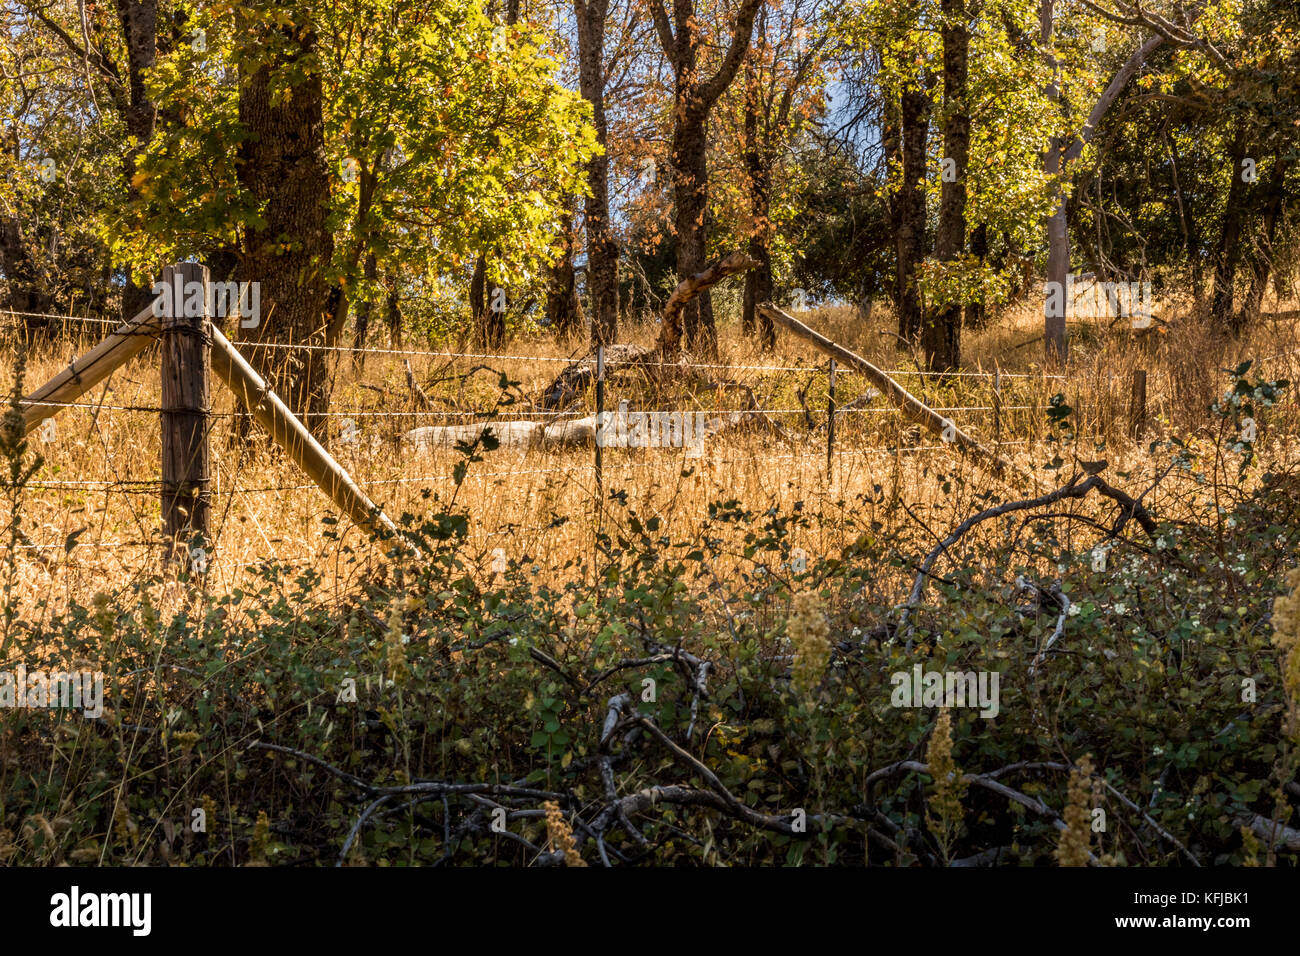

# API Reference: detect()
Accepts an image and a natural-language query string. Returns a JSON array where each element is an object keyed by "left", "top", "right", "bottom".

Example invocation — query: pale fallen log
[
  {"left": 406, "top": 419, "right": 552, "bottom": 451},
  {"left": 405, "top": 406, "right": 744, "bottom": 454},
  {"left": 758, "top": 302, "right": 1039, "bottom": 489}
]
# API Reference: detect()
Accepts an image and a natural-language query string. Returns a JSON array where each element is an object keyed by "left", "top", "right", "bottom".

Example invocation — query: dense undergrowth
[{"left": 1, "top": 358, "right": 1298, "bottom": 867}]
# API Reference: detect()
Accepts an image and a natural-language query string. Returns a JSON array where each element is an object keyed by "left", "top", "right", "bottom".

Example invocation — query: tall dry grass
[{"left": 4, "top": 289, "right": 1300, "bottom": 622}]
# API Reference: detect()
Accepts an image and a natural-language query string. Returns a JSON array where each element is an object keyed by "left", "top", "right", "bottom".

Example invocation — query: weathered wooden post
[
  {"left": 160, "top": 262, "right": 211, "bottom": 563},
  {"left": 826, "top": 357, "right": 836, "bottom": 481},
  {"left": 1130, "top": 368, "right": 1147, "bottom": 440},
  {"left": 993, "top": 368, "right": 1002, "bottom": 446},
  {"left": 595, "top": 344, "right": 605, "bottom": 504}
]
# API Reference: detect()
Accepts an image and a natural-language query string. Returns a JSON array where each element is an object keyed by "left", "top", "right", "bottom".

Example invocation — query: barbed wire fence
[{"left": 3, "top": 307, "right": 1127, "bottom": 575}]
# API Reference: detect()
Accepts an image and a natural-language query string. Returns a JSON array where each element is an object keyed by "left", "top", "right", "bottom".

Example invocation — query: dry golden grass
[{"left": 5, "top": 290, "right": 1300, "bottom": 621}]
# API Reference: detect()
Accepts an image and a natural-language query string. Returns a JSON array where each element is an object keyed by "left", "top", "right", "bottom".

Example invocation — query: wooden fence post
[
  {"left": 826, "top": 357, "right": 836, "bottom": 481},
  {"left": 160, "top": 262, "right": 211, "bottom": 563},
  {"left": 594, "top": 344, "right": 604, "bottom": 505},
  {"left": 993, "top": 368, "right": 1002, "bottom": 446},
  {"left": 1130, "top": 368, "right": 1147, "bottom": 440}
]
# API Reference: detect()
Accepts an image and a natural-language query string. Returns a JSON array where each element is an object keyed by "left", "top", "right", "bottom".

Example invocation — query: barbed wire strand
[{"left": 4, "top": 311, "right": 1064, "bottom": 379}]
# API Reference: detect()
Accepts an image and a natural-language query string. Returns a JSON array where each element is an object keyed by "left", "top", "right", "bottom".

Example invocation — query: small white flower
[
  {"left": 1114, "top": 602, "right": 1127, "bottom": 615},
  {"left": 1227, "top": 516, "right": 1237, "bottom": 529},
  {"left": 1156, "top": 536, "right": 1166, "bottom": 550},
  {"left": 1068, "top": 604, "right": 1081, "bottom": 617}
]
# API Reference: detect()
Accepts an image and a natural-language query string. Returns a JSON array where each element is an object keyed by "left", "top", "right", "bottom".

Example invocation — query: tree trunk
[
  {"left": 652, "top": 0, "right": 762, "bottom": 359},
  {"left": 1042, "top": 8, "right": 1162, "bottom": 361},
  {"left": 1238, "top": 152, "right": 1291, "bottom": 333},
  {"left": 1041, "top": 0, "right": 1068, "bottom": 362},
  {"left": 673, "top": 106, "right": 717, "bottom": 356},
  {"left": 1212, "top": 125, "right": 1251, "bottom": 332},
  {"left": 547, "top": 212, "right": 583, "bottom": 337},
  {"left": 115, "top": 0, "right": 160, "bottom": 324},
  {"left": 922, "top": 0, "right": 969, "bottom": 372},
  {"left": 385, "top": 283, "right": 401, "bottom": 348},
  {"left": 471, "top": 254, "right": 504, "bottom": 349},
  {"left": 741, "top": 60, "right": 775, "bottom": 350},
  {"left": 1163, "top": 129, "right": 1203, "bottom": 303},
  {"left": 575, "top": 0, "right": 619, "bottom": 346},
  {"left": 236, "top": 7, "right": 334, "bottom": 439},
  {"left": 352, "top": 252, "right": 377, "bottom": 370},
  {"left": 965, "top": 223, "right": 989, "bottom": 329},
  {"left": 0, "top": 214, "right": 53, "bottom": 333},
  {"left": 894, "top": 82, "right": 930, "bottom": 345}
]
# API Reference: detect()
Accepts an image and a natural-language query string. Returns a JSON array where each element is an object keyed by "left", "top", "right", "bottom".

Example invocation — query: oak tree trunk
[
  {"left": 1238, "top": 152, "right": 1291, "bottom": 332},
  {"left": 115, "top": 0, "right": 160, "bottom": 324},
  {"left": 547, "top": 211, "right": 583, "bottom": 337},
  {"left": 575, "top": 0, "right": 619, "bottom": 345},
  {"left": 741, "top": 61, "right": 775, "bottom": 350},
  {"left": 893, "top": 82, "right": 930, "bottom": 344},
  {"left": 236, "top": 8, "right": 335, "bottom": 439},
  {"left": 1212, "top": 126, "right": 1251, "bottom": 332},
  {"left": 922, "top": 0, "right": 969, "bottom": 372}
]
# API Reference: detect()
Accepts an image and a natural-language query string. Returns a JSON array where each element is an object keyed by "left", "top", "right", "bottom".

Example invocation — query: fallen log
[
  {"left": 758, "top": 302, "right": 1038, "bottom": 489},
  {"left": 405, "top": 408, "right": 747, "bottom": 453},
  {"left": 536, "top": 343, "right": 655, "bottom": 410}
]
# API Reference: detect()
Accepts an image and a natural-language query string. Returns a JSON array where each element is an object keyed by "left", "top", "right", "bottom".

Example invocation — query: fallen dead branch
[
  {"left": 403, "top": 359, "right": 435, "bottom": 411},
  {"left": 654, "top": 251, "right": 760, "bottom": 355},
  {"left": 537, "top": 251, "right": 759, "bottom": 409},
  {"left": 898, "top": 473, "right": 1159, "bottom": 634},
  {"left": 861, "top": 759, "right": 1097, "bottom": 864}
]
